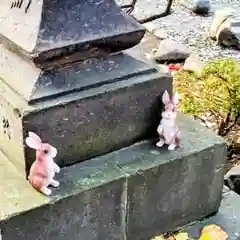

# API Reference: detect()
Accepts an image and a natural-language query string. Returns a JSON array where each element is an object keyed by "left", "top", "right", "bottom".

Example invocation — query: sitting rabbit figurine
[
  {"left": 156, "top": 90, "right": 180, "bottom": 150},
  {"left": 25, "top": 132, "right": 60, "bottom": 196}
]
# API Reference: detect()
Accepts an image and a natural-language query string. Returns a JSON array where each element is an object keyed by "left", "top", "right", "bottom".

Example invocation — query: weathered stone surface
[
  {"left": 0, "top": 114, "right": 227, "bottom": 240},
  {"left": 0, "top": 52, "right": 172, "bottom": 176},
  {"left": 112, "top": 114, "right": 227, "bottom": 240},
  {"left": 153, "top": 39, "right": 190, "bottom": 62},
  {"left": 0, "top": 0, "right": 145, "bottom": 62},
  {"left": 183, "top": 190, "right": 240, "bottom": 240}
]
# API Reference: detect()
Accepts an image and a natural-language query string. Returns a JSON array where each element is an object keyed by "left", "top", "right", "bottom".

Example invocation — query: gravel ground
[{"left": 117, "top": 0, "right": 240, "bottom": 62}]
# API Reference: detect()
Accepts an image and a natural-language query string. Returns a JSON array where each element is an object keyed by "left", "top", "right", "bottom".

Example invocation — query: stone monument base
[
  {"left": 0, "top": 52, "right": 171, "bottom": 177},
  {"left": 0, "top": 114, "right": 227, "bottom": 240}
]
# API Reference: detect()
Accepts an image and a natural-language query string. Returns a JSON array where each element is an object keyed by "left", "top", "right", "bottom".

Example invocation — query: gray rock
[
  {"left": 209, "top": 8, "right": 240, "bottom": 48},
  {"left": 153, "top": 39, "right": 190, "bottom": 62},
  {"left": 191, "top": 0, "right": 210, "bottom": 15},
  {"left": 216, "top": 17, "right": 240, "bottom": 49},
  {"left": 210, "top": 8, "right": 236, "bottom": 39},
  {"left": 224, "top": 164, "right": 240, "bottom": 194},
  {"left": 183, "top": 53, "right": 204, "bottom": 74}
]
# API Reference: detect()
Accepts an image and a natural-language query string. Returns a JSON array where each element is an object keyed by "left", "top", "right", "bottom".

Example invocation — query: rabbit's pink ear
[
  {"left": 171, "top": 92, "right": 179, "bottom": 106},
  {"left": 162, "top": 90, "right": 171, "bottom": 105},
  {"left": 28, "top": 132, "right": 42, "bottom": 143},
  {"left": 25, "top": 137, "right": 42, "bottom": 150}
]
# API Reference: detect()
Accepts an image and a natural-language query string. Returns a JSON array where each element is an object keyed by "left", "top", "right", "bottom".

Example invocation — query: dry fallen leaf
[
  {"left": 153, "top": 231, "right": 189, "bottom": 240},
  {"left": 152, "top": 234, "right": 165, "bottom": 240},
  {"left": 199, "top": 224, "right": 228, "bottom": 240},
  {"left": 167, "top": 236, "right": 176, "bottom": 240},
  {"left": 174, "top": 232, "right": 189, "bottom": 240}
]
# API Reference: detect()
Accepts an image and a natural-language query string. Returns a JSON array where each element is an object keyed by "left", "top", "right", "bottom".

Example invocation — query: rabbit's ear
[
  {"left": 162, "top": 90, "right": 171, "bottom": 105},
  {"left": 171, "top": 92, "right": 179, "bottom": 106},
  {"left": 25, "top": 137, "right": 41, "bottom": 150},
  {"left": 28, "top": 132, "right": 42, "bottom": 143}
]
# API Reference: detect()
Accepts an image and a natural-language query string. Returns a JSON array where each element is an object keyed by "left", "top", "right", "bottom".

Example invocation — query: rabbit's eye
[{"left": 44, "top": 149, "right": 49, "bottom": 154}]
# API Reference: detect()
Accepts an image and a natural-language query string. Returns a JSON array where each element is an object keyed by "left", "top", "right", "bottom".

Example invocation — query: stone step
[
  {"left": 181, "top": 187, "right": 240, "bottom": 240},
  {"left": 0, "top": 114, "right": 227, "bottom": 240}
]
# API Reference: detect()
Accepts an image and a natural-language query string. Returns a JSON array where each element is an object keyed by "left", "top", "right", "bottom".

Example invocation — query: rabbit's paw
[
  {"left": 40, "top": 186, "right": 52, "bottom": 196},
  {"left": 50, "top": 179, "right": 59, "bottom": 188},
  {"left": 157, "top": 125, "right": 163, "bottom": 135},
  {"left": 168, "top": 143, "right": 176, "bottom": 151},
  {"left": 156, "top": 139, "right": 164, "bottom": 147},
  {"left": 55, "top": 165, "right": 60, "bottom": 173}
]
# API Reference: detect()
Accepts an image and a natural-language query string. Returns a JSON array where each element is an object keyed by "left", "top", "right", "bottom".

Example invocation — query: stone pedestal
[
  {"left": 0, "top": 114, "right": 227, "bottom": 240},
  {"left": 0, "top": 0, "right": 162, "bottom": 176}
]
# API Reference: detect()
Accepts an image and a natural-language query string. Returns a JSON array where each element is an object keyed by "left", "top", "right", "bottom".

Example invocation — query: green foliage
[{"left": 174, "top": 58, "right": 240, "bottom": 137}]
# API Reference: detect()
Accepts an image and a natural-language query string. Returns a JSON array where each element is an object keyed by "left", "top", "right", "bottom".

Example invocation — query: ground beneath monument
[{"left": 118, "top": 0, "right": 240, "bottom": 61}]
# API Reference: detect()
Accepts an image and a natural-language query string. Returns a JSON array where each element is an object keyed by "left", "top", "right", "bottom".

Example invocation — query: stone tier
[
  {"left": 0, "top": 51, "right": 171, "bottom": 176},
  {"left": 0, "top": 114, "right": 227, "bottom": 240},
  {"left": 0, "top": 0, "right": 145, "bottom": 63}
]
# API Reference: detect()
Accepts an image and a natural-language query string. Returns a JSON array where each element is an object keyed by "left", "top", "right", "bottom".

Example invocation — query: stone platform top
[{"left": 0, "top": 114, "right": 226, "bottom": 222}]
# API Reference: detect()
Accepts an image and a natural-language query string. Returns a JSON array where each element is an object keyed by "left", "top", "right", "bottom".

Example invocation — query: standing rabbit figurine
[
  {"left": 156, "top": 90, "right": 180, "bottom": 150},
  {"left": 25, "top": 132, "right": 60, "bottom": 196}
]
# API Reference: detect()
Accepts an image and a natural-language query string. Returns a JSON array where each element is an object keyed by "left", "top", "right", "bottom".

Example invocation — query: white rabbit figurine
[
  {"left": 156, "top": 90, "right": 180, "bottom": 151},
  {"left": 25, "top": 132, "right": 60, "bottom": 196}
]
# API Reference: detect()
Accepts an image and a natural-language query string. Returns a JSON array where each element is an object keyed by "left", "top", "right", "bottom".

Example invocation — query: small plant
[{"left": 173, "top": 58, "right": 240, "bottom": 149}]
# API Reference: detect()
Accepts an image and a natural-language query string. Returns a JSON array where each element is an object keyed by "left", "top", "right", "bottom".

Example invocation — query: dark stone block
[
  {"left": 0, "top": 0, "right": 145, "bottom": 62},
  {"left": 0, "top": 156, "right": 127, "bottom": 240},
  {"left": 183, "top": 190, "right": 240, "bottom": 240},
  {"left": 0, "top": 52, "right": 172, "bottom": 176},
  {"left": 108, "top": 114, "right": 227, "bottom": 240}
]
